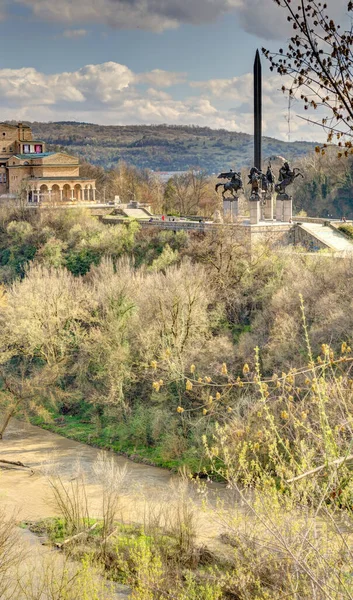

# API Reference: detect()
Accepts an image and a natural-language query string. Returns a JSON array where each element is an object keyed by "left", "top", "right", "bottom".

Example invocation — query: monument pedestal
[
  {"left": 276, "top": 195, "right": 292, "bottom": 222},
  {"left": 249, "top": 200, "right": 261, "bottom": 224},
  {"left": 223, "top": 199, "right": 239, "bottom": 222},
  {"left": 263, "top": 194, "right": 274, "bottom": 220},
  {"left": 283, "top": 198, "right": 292, "bottom": 222},
  {"left": 276, "top": 199, "right": 284, "bottom": 222}
]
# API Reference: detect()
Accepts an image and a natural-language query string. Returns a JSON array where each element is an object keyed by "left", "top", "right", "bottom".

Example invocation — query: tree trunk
[{"left": 0, "top": 408, "right": 15, "bottom": 440}]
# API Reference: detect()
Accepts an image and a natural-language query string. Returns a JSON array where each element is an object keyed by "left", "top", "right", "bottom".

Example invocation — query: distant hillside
[{"left": 26, "top": 121, "right": 316, "bottom": 173}]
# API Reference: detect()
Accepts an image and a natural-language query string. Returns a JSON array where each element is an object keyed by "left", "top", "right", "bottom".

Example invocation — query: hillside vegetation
[
  {"left": 25, "top": 121, "right": 316, "bottom": 172},
  {"left": 1, "top": 206, "right": 353, "bottom": 597}
]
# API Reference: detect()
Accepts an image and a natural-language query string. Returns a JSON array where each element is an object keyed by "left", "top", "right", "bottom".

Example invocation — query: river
[{"left": 0, "top": 418, "right": 227, "bottom": 546}]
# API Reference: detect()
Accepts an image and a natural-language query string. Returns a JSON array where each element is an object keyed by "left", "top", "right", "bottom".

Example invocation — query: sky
[{"left": 0, "top": 0, "right": 347, "bottom": 141}]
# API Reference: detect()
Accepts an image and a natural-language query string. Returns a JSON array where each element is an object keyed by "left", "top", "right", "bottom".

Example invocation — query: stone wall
[
  {"left": 249, "top": 224, "right": 293, "bottom": 248},
  {"left": 292, "top": 224, "right": 328, "bottom": 251},
  {"left": 35, "top": 166, "right": 80, "bottom": 178}
]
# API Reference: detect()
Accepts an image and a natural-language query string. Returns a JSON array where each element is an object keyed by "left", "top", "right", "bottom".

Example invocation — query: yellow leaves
[
  {"left": 341, "top": 342, "right": 347, "bottom": 354},
  {"left": 243, "top": 363, "right": 250, "bottom": 375},
  {"left": 301, "top": 411, "right": 308, "bottom": 421},
  {"left": 321, "top": 343, "right": 330, "bottom": 355},
  {"left": 203, "top": 409, "right": 208, "bottom": 416},
  {"left": 190, "top": 364, "right": 196, "bottom": 374},
  {"left": 236, "top": 377, "right": 244, "bottom": 388},
  {"left": 221, "top": 363, "right": 228, "bottom": 376},
  {"left": 205, "top": 376, "right": 212, "bottom": 384},
  {"left": 216, "top": 392, "right": 221, "bottom": 401},
  {"left": 185, "top": 379, "right": 193, "bottom": 391},
  {"left": 150, "top": 360, "right": 157, "bottom": 370},
  {"left": 153, "top": 379, "right": 164, "bottom": 392},
  {"left": 177, "top": 406, "right": 184, "bottom": 414},
  {"left": 208, "top": 395, "right": 214, "bottom": 404},
  {"left": 305, "top": 377, "right": 311, "bottom": 385},
  {"left": 227, "top": 406, "right": 233, "bottom": 413},
  {"left": 164, "top": 348, "right": 171, "bottom": 358},
  {"left": 0, "top": 285, "right": 6, "bottom": 308},
  {"left": 281, "top": 410, "right": 289, "bottom": 420},
  {"left": 198, "top": 377, "right": 203, "bottom": 384}
]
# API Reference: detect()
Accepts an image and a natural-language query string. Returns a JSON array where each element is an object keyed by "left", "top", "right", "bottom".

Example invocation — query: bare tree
[{"left": 264, "top": 0, "right": 353, "bottom": 153}]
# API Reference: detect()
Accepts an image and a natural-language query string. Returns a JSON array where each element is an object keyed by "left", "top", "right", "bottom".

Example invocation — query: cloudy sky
[{"left": 0, "top": 0, "right": 346, "bottom": 140}]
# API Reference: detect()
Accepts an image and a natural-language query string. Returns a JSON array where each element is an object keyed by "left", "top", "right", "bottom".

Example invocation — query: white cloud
[
  {"left": 0, "top": 0, "right": 343, "bottom": 39},
  {"left": 136, "top": 69, "right": 187, "bottom": 88},
  {"left": 62, "top": 28, "right": 88, "bottom": 38},
  {"left": 0, "top": 60, "right": 324, "bottom": 141},
  {"left": 9, "top": 0, "right": 289, "bottom": 36}
]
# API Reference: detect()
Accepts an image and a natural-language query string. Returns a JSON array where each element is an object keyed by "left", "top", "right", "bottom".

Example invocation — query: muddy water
[{"left": 0, "top": 419, "right": 226, "bottom": 545}]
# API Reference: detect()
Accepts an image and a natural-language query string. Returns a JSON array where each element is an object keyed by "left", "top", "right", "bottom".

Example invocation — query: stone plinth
[
  {"left": 276, "top": 195, "right": 292, "bottom": 222},
  {"left": 276, "top": 199, "right": 284, "bottom": 222},
  {"left": 249, "top": 200, "right": 261, "bottom": 224},
  {"left": 283, "top": 198, "right": 292, "bottom": 222},
  {"left": 263, "top": 194, "right": 274, "bottom": 220},
  {"left": 223, "top": 199, "right": 238, "bottom": 222}
]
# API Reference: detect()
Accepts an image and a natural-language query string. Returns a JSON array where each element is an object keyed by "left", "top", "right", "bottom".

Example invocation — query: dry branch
[
  {"left": 287, "top": 454, "right": 353, "bottom": 483},
  {"left": 0, "top": 459, "right": 34, "bottom": 474},
  {"left": 56, "top": 521, "right": 98, "bottom": 548}
]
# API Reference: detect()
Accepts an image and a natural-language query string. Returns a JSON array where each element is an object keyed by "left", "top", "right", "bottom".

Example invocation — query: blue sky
[{"left": 0, "top": 0, "right": 345, "bottom": 140}]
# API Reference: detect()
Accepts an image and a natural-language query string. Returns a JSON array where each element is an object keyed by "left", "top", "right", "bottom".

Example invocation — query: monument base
[
  {"left": 283, "top": 198, "right": 292, "bottom": 222},
  {"left": 276, "top": 199, "right": 284, "bottom": 222},
  {"left": 276, "top": 194, "right": 292, "bottom": 222},
  {"left": 223, "top": 198, "right": 238, "bottom": 222},
  {"left": 249, "top": 200, "right": 261, "bottom": 224},
  {"left": 263, "top": 194, "right": 274, "bottom": 220}
]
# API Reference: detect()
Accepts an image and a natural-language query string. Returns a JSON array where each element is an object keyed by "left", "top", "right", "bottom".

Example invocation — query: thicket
[
  {"left": 2, "top": 206, "right": 353, "bottom": 596},
  {"left": 0, "top": 206, "right": 353, "bottom": 473}
]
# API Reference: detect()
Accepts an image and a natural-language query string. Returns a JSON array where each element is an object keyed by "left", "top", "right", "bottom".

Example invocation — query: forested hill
[{"left": 27, "top": 121, "right": 316, "bottom": 172}]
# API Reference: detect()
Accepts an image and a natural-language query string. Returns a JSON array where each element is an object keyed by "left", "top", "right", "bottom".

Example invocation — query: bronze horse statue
[
  {"left": 248, "top": 167, "right": 263, "bottom": 200},
  {"left": 215, "top": 170, "right": 243, "bottom": 200},
  {"left": 275, "top": 163, "right": 303, "bottom": 195}
]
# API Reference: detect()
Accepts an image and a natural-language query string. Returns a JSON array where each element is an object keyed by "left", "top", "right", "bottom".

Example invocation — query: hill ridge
[{"left": 19, "top": 121, "right": 317, "bottom": 173}]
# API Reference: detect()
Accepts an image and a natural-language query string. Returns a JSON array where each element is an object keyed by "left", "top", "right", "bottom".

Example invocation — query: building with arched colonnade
[{"left": 0, "top": 122, "right": 96, "bottom": 204}]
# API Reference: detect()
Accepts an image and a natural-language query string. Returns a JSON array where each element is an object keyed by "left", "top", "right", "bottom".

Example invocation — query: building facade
[{"left": 0, "top": 122, "right": 96, "bottom": 203}]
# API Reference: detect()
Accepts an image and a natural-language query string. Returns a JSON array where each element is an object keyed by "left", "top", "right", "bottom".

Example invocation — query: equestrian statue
[
  {"left": 275, "top": 162, "right": 303, "bottom": 197},
  {"left": 215, "top": 169, "right": 243, "bottom": 200},
  {"left": 248, "top": 167, "right": 264, "bottom": 201}
]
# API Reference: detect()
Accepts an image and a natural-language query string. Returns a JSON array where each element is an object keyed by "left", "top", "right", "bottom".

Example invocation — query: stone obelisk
[
  {"left": 249, "top": 50, "right": 262, "bottom": 224},
  {"left": 254, "top": 49, "right": 262, "bottom": 172}
]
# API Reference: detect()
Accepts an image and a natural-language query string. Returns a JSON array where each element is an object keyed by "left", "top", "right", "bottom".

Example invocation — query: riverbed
[{"left": 0, "top": 419, "right": 226, "bottom": 545}]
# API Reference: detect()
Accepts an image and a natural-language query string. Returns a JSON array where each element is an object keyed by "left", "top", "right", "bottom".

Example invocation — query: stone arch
[
  {"left": 51, "top": 184, "right": 61, "bottom": 202},
  {"left": 39, "top": 184, "right": 49, "bottom": 203},
  {"left": 62, "top": 184, "right": 72, "bottom": 201},
  {"left": 74, "top": 183, "right": 82, "bottom": 201}
]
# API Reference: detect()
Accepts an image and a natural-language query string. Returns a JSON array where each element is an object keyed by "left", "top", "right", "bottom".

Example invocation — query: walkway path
[{"left": 299, "top": 222, "right": 353, "bottom": 253}]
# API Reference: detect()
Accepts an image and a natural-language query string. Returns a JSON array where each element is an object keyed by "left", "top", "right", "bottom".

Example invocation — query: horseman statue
[
  {"left": 275, "top": 161, "right": 303, "bottom": 197},
  {"left": 215, "top": 169, "right": 243, "bottom": 200},
  {"left": 262, "top": 165, "right": 275, "bottom": 195},
  {"left": 248, "top": 167, "right": 263, "bottom": 201}
]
